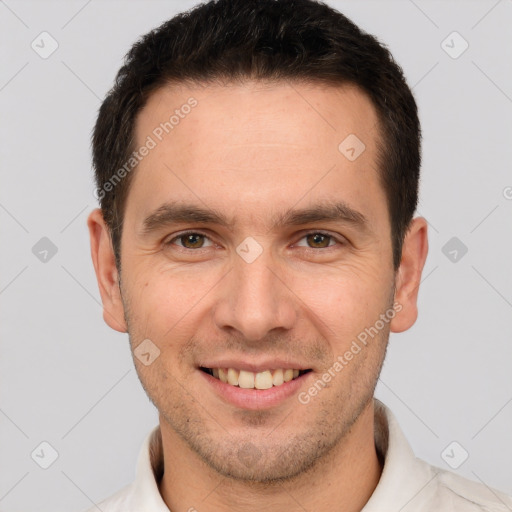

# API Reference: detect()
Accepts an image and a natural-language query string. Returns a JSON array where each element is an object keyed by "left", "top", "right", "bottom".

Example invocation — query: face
[{"left": 89, "top": 80, "right": 427, "bottom": 483}]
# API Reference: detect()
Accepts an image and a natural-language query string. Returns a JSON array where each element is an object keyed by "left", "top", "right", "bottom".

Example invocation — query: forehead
[
  {"left": 127, "top": 80, "right": 387, "bottom": 232},
  {"left": 137, "top": 79, "right": 381, "bottom": 158}
]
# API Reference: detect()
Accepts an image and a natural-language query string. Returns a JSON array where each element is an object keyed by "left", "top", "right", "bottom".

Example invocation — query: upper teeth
[{"left": 211, "top": 368, "right": 301, "bottom": 389}]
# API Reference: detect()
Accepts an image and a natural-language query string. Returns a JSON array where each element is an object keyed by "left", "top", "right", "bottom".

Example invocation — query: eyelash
[{"left": 165, "top": 230, "right": 344, "bottom": 251}]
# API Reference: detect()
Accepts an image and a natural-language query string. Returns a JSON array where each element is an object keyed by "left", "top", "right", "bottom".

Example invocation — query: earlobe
[
  {"left": 390, "top": 217, "right": 429, "bottom": 333},
  {"left": 87, "top": 208, "right": 128, "bottom": 333}
]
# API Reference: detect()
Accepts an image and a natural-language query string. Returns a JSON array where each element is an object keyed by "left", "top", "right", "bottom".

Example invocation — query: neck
[{"left": 159, "top": 400, "right": 382, "bottom": 512}]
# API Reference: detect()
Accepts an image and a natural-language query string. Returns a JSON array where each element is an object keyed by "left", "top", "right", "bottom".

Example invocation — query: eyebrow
[{"left": 140, "top": 200, "right": 370, "bottom": 235}]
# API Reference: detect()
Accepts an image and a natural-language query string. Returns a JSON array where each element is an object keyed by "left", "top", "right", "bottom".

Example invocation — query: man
[{"left": 86, "top": 0, "right": 512, "bottom": 510}]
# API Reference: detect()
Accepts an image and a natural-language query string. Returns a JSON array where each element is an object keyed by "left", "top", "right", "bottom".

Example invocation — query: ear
[
  {"left": 390, "top": 217, "right": 429, "bottom": 333},
  {"left": 87, "top": 208, "right": 127, "bottom": 333}
]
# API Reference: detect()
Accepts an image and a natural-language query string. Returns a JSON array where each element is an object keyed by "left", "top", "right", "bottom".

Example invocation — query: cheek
[
  {"left": 124, "top": 262, "right": 218, "bottom": 341},
  {"left": 290, "top": 263, "right": 392, "bottom": 341},
  {"left": 124, "top": 272, "right": 201, "bottom": 383}
]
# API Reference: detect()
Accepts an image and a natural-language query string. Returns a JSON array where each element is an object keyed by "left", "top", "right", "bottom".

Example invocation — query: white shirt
[{"left": 86, "top": 399, "right": 512, "bottom": 511}]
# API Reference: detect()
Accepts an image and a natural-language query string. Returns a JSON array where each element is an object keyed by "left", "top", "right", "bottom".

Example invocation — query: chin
[{"left": 188, "top": 433, "right": 333, "bottom": 484}]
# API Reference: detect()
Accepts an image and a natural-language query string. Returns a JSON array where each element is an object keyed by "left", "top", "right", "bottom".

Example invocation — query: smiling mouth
[{"left": 200, "top": 367, "right": 312, "bottom": 389}]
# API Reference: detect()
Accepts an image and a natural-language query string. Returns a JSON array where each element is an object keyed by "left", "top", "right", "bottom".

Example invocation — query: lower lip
[{"left": 199, "top": 369, "right": 311, "bottom": 410}]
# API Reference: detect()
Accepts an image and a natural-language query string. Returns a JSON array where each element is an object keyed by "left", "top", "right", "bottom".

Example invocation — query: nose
[{"left": 213, "top": 249, "right": 298, "bottom": 342}]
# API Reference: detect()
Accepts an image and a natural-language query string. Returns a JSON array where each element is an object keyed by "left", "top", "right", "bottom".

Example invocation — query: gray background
[{"left": 0, "top": 0, "right": 511, "bottom": 510}]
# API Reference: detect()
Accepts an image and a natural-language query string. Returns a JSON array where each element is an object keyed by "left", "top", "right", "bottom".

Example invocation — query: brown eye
[
  {"left": 295, "top": 232, "right": 337, "bottom": 249},
  {"left": 306, "top": 233, "right": 331, "bottom": 248},
  {"left": 181, "top": 233, "right": 205, "bottom": 248},
  {"left": 169, "top": 232, "right": 213, "bottom": 249}
]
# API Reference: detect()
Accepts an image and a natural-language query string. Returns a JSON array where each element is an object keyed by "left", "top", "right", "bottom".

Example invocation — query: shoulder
[{"left": 420, "top": 459, "right": 512, "bottom": 511}]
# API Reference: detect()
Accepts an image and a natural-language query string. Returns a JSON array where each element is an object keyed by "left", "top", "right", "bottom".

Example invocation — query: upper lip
[{"left": 199, "top": 358, "right": 312, "bottom": 373}]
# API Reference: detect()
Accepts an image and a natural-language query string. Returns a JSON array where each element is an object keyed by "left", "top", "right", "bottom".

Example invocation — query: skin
[{"left": 88, "top": 80, "right": 428, "bottom": 512}]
